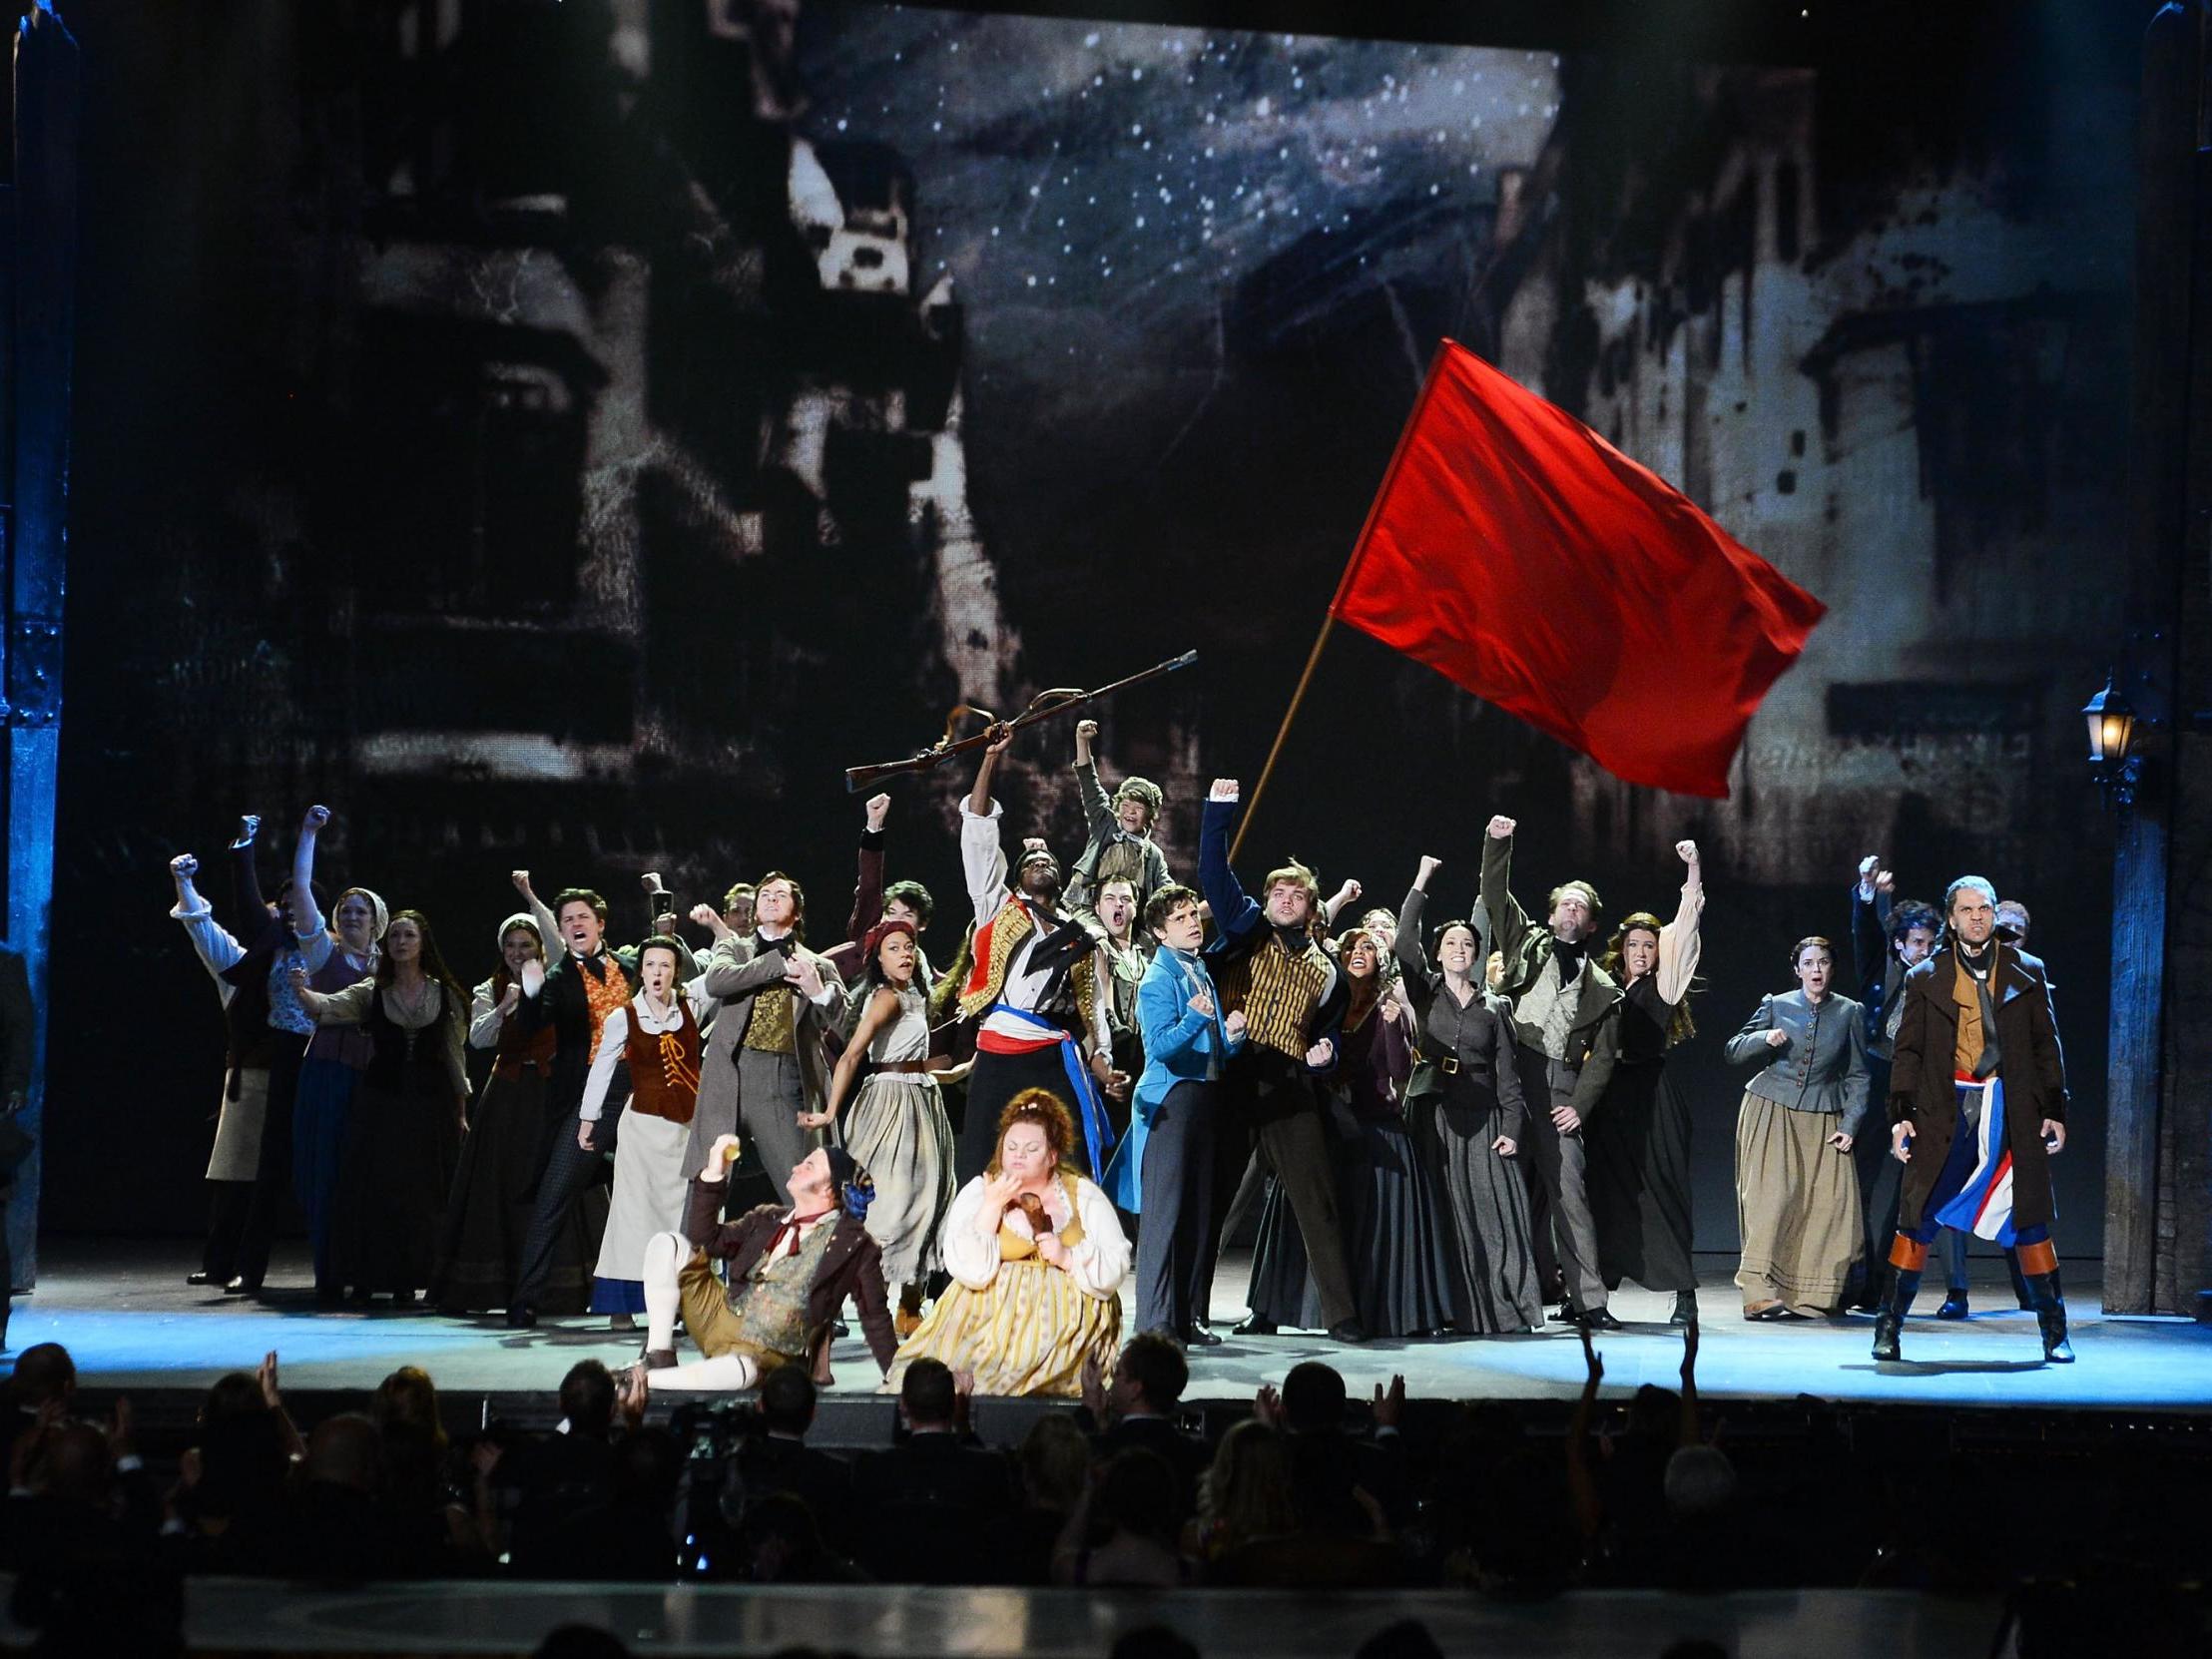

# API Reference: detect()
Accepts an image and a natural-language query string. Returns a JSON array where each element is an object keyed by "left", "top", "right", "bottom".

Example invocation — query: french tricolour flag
[{"left": 1934, "top": 1075, "right": 2016, "bottom": 1246}]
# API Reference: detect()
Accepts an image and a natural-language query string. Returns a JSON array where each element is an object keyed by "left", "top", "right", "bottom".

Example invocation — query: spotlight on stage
[{"left": 2082, "top": 672, "right": 2141, "bottom": 810}]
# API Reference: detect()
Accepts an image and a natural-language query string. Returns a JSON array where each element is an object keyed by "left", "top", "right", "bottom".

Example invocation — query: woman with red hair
[{"left": 887, "top": 1088, "right": 1130, "bottom": 1397}]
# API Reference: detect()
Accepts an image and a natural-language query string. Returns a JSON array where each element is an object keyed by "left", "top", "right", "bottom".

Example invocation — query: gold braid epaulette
[{"left": 957, "top": 898, "right": 1036, "bottom": 1021}]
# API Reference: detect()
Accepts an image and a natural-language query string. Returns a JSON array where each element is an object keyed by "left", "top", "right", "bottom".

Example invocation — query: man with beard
[
  {"left": 1198, "top": 778, "right": 1365, "bottom": 1346},
  {"left": 952, "top": 728, "right": 1124, "bottom": 1185},
  {"left": 1480, "top": 815, "right": 1623, "bottom": 1332},
  {"left": 1875, "top": 875, "right": 2072, "bottom": 1364}
]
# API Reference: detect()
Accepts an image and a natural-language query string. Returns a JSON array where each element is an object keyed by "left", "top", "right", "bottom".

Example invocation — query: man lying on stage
[{"left": 632, "top": 1140, "right": 897, "bottom": 1392}]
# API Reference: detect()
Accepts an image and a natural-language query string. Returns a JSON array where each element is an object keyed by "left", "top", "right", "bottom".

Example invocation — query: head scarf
[
  {"left": 335, "top": 885, "right": 390, "bottom": 942},
  {"left": 494, "top": 910, "right": 544, "bottom": 956}
]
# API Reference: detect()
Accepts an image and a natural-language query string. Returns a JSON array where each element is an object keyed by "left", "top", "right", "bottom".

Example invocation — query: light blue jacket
[{"left": 1104, "top": 947, "right": 1244, "bottom": 1211}]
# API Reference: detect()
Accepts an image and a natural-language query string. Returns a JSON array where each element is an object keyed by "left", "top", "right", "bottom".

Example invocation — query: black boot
[
  {"left": 2024, "top": 1271, "right": 2073, "bottom": 1363},
  {"left": 1872, "top": 1268, "right": 1921, "bottom": 1362},
  {"left": 1670, "top": 1289, "right": 1699, "bottom": 1327},
  {"left": 1935, "top": 1286, "right": 1970, "bottom": 1320}
]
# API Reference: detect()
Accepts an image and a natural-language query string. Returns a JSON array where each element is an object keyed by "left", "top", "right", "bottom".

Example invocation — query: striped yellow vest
[{"left": 1218, "top": 930, "right": 1332, "bottom": 1060}]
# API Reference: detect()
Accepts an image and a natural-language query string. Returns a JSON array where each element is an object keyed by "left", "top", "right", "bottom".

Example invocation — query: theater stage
[{"left": 9, "top": 1239, "right": 2207, "bottom": 1435}]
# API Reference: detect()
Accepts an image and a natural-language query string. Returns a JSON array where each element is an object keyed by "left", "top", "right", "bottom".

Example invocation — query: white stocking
[
  {"left": 644, "top": 1352, "right": 759, "bottom": 1392},
  {"left": 643, "top": 1231, "right": 687, "bottom": 1355}
]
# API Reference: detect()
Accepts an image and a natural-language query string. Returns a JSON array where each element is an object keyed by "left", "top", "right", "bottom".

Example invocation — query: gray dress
[
  {"left": 1397, "top": 889, "right": 1544, "bottom": 1335},
  {"left": 838, "top": 985, "right": 955, "bottom": 1287}
]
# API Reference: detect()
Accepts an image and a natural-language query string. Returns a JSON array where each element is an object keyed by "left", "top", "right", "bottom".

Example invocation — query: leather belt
[
  {"left": 1417, "top": 1049, "right": 1459, "bottom": 1076},
  {"left": 875, "top": 1059, "right": 933, "bottom": 1075}
]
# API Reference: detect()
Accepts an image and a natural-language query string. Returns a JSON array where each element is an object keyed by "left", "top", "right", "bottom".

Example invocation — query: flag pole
[{"left": 1229, "top": 342, "right": 1456, "bottom": 864}]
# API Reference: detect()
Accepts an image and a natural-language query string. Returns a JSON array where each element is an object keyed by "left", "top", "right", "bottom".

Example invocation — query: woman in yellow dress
[{"left": 887, "top": 1088, "right": 1129, "bottom": 1398}]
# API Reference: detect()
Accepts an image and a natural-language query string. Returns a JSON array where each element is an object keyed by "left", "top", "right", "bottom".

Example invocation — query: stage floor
[{"left": 8, "top": 1240, "right": 2208, "bottom": 1418}]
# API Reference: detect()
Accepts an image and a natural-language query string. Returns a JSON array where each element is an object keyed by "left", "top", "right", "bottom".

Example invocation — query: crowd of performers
[{"left": 166, "top": 717, "right": 2076, "bottom": 1399}]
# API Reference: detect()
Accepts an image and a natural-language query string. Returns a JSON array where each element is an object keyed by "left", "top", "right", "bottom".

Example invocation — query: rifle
[{"left": 843, "top": 650, "right": 1198, "bottom": 792}]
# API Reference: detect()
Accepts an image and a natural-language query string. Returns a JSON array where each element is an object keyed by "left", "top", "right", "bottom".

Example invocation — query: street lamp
[{"left": 2083, "top": 673, "right": 2141, "bottom": 808}]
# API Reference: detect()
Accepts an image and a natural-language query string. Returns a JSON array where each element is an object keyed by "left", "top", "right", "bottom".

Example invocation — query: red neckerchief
[{"left": 767, "top": 1207, "right": 834, "bottom": 1259}]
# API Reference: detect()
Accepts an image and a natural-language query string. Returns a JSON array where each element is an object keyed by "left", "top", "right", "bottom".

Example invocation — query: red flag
[{"left": 1331, "top": 340, "right": 1826, "bottom": 799}]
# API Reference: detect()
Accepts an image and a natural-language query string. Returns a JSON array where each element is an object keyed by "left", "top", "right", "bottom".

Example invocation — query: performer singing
[
  {"left": 636, "top": 1142, "right": 898, "bottom": 1391},
  {"left": 1587, "top": 840, "right": 1706, "bottom": 1325},
  {"left": 1875, "top": 876, "right": 2072, "bottom": 1364},
  {"left": 433, "top": 913, "right": 598, "bottom": 1316},
  {"left": 1397, "top": 865, "right": 1540, "bottom": 1336},
  {"left": 953, "top": 729, "right": 1122, "bottom": 1185},
  {"left": 1104, "top": 884, "right": 1246, "bottom": 1345},
  {"left": 1067, "top": 718, "right": 1172, "bottom": 916},
  {"left": 504, "top": 888, "right": 644, "bottom": 1330},
  {"left": 802, "top": 917, "right": 956, "bottom": 1337},
  {"left": 890, "top": 1090, "right": 1130, "bottom": 1398},
  {"left": 1479, "top": 815, "right": 1622, "bottom": 1331},
  {"left": 285, "top": 806, "right": 386, "bottom": 1305},
  {"left": 293, "top": 909, "right": 469, "bottom": 1305},
  {"left": 167, "top": 821, "right": 323, "bottom": 1297},
  {"left": 685, "top": 873, "right": 845, "bottom": 1199},
  {"left": 1198, "top": 779, "right": 1364, "bottom": 1346},
  {"left": 1724, "top": 937, "right": 1869, "bottom": 1320},
  {"left": 1846, "top": 858, "right": 1941, "bottom": 1313},
  {"left": 581, "top": 937, "right": 715, "bottom": 1323}
]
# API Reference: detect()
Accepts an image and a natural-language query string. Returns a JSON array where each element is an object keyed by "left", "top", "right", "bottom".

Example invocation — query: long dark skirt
[
  {"left": 1585, "top": 1058, "right": 1697, "bottom": 1294},
  {"left": 1247, "top": 1115, "right": 1456, "bottom": 1338},
  {"left": 1415, "top": 1093, "right": 1544, "bottom": 1335},
  {"left": 331, "top": 1077, "right": 463, "bottom": 1296},
  {"left": 432, "top": 1068, "right": 599, "bottom": 1315}
]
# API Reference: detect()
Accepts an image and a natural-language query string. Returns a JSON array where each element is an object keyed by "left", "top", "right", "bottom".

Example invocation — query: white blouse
[{"left": 938, "top": 1171, "right": 1131, "bottom": 1301}]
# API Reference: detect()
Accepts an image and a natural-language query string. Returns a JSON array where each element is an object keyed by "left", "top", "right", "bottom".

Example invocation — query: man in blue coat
[{"left": 1106, "top": 884, "right": 1245, "bottom": 1346}]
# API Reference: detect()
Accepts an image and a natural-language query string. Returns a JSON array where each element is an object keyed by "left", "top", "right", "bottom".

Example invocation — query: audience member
[
  {"left": 1052, "top": 1447, "right": 1188, "bottom": 1586},
  {"left": 1079, "top": 1333, "right": 1209, "bottom": 1521},
  {"left": 850, "top": 1360, "right": 1012, "bottom": 1581},
  {"left": 733, "top": 1368, "right": 855, "bottom": 1552}
]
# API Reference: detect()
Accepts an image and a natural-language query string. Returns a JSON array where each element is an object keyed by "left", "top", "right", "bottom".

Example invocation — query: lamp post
[{"left": 2083, "top": 673, "right": 2142, "bottom": 808}]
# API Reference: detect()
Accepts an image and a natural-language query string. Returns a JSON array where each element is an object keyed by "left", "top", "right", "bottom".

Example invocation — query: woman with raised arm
[
  {"left": 1396, "top": 856, "right": 1543, "bottom": 1336},
  {"left": 887, "top": 1089, "right": 1129, "bottom": 1397},
  {"left": 1588, "top": 840, "right": 1707, "bottom": 1325},
  {"left": 799, "top": 917, "right": 956, "bottom": 1337},
  {"left": 432, "top": 911, "right": 600, "bottom": 1318},
  {"left": 581, "top": 936, "right": 716, "bottom": 1327},
  {"left": 294, "top": 909, "right": 468, "bottom": 1306},
  {"left": 284, "top": 806, "right": 387, "bottom": 1305}
]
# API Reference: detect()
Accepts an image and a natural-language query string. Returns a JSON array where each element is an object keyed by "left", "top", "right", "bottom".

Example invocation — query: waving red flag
[{"left": 1331, "top": 340, "right": 1826, "bottom": 798}]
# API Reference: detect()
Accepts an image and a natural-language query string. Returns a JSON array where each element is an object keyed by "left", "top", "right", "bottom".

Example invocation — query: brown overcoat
[{"left": 1888, "top": 944, "right": 2068, "bottom": 1232}]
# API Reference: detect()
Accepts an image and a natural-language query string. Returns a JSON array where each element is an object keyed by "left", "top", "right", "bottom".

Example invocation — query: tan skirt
[{"left": 1733, "top": 1091, "right": 1863, "bottom": 1315}]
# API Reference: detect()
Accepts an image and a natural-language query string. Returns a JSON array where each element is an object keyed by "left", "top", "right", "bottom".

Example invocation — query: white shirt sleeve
[
  {"left": 467, "top": 980, "right": 507, "bottom": 1050},
  {"left": 578, "top": 1007, "right": 631, "bottom": 1123},
  {"left": 938, "top": 1175, "right": 1003, "bottom": 1291},
  {"left": 171, "top": 896, "right": 247, "bottom": 989},
  {"left": 1657, "top": 876, "right": 1706, "bottom": 1008},
  {"left": 960, "top": 800, "right": 1009, "bottom": 927},
  {"left": 1066, "top": 1177, "right": 1133, "bottom": 1299}
]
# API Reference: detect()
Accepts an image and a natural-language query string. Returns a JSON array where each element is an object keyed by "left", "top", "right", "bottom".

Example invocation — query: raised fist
[
  {"left": 301, "top": 805, "right": 331, "bottom": 831},
  {"left": 689, "top": 903, "right": 720, "bottom": 929},
  {"left": 1074, "top": 719, "right": 1099, "bottom": 742},
  {"left": 1676, "top": 839, "right": 1699, "bottom": 865},
  {"left": 510, "top": 869, "right": 532, "bottom": 894},
  {"left": 1486, "top": 815, "right": 1515, "bottom": 840},
  {"left": 170, "top": 853, "right": 200, "bottom": 880},
  {"left": 1209, "top": 778, "right": 1240, "bottom": 803},
  {"left": 1416, "top": 854, "right": 1443, "bottom": 883},
  {"left": 864, "top": 793, "right": 891, "bottom": 831}
]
